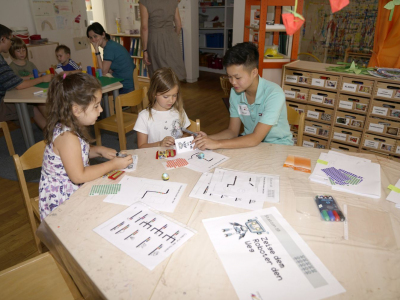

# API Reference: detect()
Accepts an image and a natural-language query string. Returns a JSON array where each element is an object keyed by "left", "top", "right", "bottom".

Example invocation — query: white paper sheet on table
[
  {"left": 104, "top": 176, "right": 186, "bottom": 212},
  {"left": 386, "top": 179, "right": 400, "bottom": 206},
  {"left": 210, "top": 168, "right": 280, "bottom": 203},
  {"left": 203, "top": 207, "right": 345, "bottom": 300},
  {"left": 170, "top": 150, "right": 229, "bottom": 173},
  {"left": 189, "top": 172, "right": 264, "bottom": 210},
  {"left": 93, "top": 202, "right": 195, "bottom": 271}
]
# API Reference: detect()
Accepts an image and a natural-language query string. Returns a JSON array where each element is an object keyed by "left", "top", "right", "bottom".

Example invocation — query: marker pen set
[{"left": 314, "top": 195, "right": 345, "bottom": 222}]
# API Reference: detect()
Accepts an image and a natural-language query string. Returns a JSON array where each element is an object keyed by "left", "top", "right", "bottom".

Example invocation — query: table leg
[
  {"left": 102, "top": 93, "right": 110, "bottom": 118},
  {"left": 15, "top": 103, "right": 35, "bottom": 148}
]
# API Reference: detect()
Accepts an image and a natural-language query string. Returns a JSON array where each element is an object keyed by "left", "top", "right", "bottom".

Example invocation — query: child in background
[
  {"left": 193, "top": 42, "right": 293, "bottom": 150},
  {"left": 39, "top": 73, "right": 132, "bottom": 220},
  {"left": 8, "top": 37, "right": 46, "bottom": 129},
  {"left": 134, "top": 67, "right": 190, "bottom": 148},
  {"left": 0, "top": 24, "right": 52, "bottom": 122},
  {"left": 55, "top": 45, "right": 81, "bottom": 72}
]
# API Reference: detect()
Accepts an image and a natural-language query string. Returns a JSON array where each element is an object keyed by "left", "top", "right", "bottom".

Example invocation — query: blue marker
[
  {"left": 182, "top": 128, "right": 198, "bottom": 137},
  {"left": 97, "top": 69, "right": 103, "bottom": 77},
  {"left": 87, "top": 66, "right": 92, "bottom": 75},
  {"left": 32, "top": 69, "right": 39, "bottom": 78},
  {"left": 327, "top": 210, "right": 335, "bottom": 221}
]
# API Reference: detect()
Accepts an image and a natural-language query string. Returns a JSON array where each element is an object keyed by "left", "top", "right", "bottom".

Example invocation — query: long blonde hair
[
  {"left": 44, "top": 73, "right": 101, "bottom": 144},
  {"left": 147, "top": 68, "right": 185, "bottom": 126}
]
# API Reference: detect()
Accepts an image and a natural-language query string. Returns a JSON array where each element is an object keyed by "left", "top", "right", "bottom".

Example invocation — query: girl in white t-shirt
[{"left": 134, "top": 68, "right": 190, "bottom": 148}]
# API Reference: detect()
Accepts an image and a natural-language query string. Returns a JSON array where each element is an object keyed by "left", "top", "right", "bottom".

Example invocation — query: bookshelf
[
  {"left": 110, "top": 33, "right": 150, "bottom": 81},
  {"left": 198, "top": 0, "right": 235, "bottom": 74}
]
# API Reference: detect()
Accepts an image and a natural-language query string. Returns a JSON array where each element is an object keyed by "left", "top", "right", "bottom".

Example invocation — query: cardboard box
[
  {"left": 362, "top": 133, "right": 396, "bottom": 153},
  {"left": 330, "top": 142, "right": 359, "bottom": 153},
  {"left": 366, "top": 116, "right": 400, "bottom": 138},
  {"left": 284, "top": 69, "right": 312, "bottom": 85},
  {"left": 331, "top": 127, "right": 362, "bottom": 145},
  {"left": 337, "top": 94, "right": 369, "bottom": 114},
  {"left": 311, "top": 73, "right": 339, "bottom": 90},
  {"left": 371, "top": 100, "right": 400, "bottom": 120},
  {"left": 308, "top": 89, "right": 336, "bottom": 107},
  {"left": 335, "top": 111, "right": 366, "bottom": 130},
  {"left": 287, "top": 101, "right": 307, "bottom": 115},
  {"left": 304, "top": 120, "right": 331, "bottom": 139},
  {"left": 283, "top": 85, "right": 309, "bottom": 102},
  {"left": 306, "top": 105, "right": 334, "bottom": 124},
  {"left": 375, "top": 82, "right": 400, "bottom": 100},
  {"left": 341, "top": 77, "right": 374, "bottom": 96},
  {"left": 302, "top": 136, "right": 328, "bottom": 149}
]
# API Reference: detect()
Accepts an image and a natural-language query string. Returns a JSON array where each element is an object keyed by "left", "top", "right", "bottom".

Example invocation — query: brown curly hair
[{"left": 44, "top": 73, "right": 102, "bottom": 144}]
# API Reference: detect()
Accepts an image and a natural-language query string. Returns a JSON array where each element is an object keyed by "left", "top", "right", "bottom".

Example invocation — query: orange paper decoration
[
  {"left": 329, "top": 0, "right": 350, "bottom": 13},
  {"left": 282, "top": 13, "right": 305, "bottom": 36}
]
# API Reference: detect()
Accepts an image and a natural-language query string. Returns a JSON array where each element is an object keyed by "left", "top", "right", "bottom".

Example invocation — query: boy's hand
[
  {"left": 112, "top": 154, "right": 133, "bottom": 170},
  {"left": 41, "top": 74, "right": 53, "bottom": 82},
  {"left": 194, "top": 137, "right": 219, "bottom": 150},
  {"left": 99, "top": 147, "right": 117, "bottom": 160},
  {"left": 194, "top": 131, "right": 208, "bottom": 139},
  {"left": 160, "top": 136, "right": 175, "bottom": 147}
]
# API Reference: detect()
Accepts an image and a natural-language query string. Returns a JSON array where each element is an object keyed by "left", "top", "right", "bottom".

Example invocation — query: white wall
[
  {"left": 232, "top": 0, "right": 245, "bottom": 46},
  {"left": 0, "top": 0, "right": 92, "bottom": 68}
]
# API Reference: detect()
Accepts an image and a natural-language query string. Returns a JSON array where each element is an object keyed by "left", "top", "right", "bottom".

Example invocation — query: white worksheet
[
  {"left": 104, "top": 176, "right": 186, "bottom": 212},
  {"left": 171, "top": 150, "right": 229, "bottom": 173},
  {"left": 203, "top": 207, "right": 345, "bottom": 300},
  {"left": 189, "top": 172, "right": 264, "bottom": 210},
  {"left": 210, "top": 168, "right": 280, "bottom": 203},
  {"left": 93, "top": 202, "right": 195, "bottom": 270}
]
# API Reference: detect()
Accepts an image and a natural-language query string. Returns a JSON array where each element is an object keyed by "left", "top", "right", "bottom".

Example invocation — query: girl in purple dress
[{"left": 39, "top": 73, "right": 133, "bottom": 220}]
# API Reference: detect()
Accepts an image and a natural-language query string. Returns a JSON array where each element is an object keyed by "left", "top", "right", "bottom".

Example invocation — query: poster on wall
[{"left": 31, "top": 0, "right": 75, "bottom": 32}]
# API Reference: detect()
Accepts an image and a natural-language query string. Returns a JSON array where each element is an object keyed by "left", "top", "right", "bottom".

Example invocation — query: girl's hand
[
  {"left": 160, "top": 136, "right": 175, "bottom": 147},
  {"left": 112, "top": 154, "right": 133, "bottom": 170},
  {"left": 41, "top": 74, "right": 53, "bottom": 82},
  {"left": 143, "top": 51, "right": 151, "bottom": 66},
  {"left": 99, "top": 147, "right": 117, "bottom": 160}
]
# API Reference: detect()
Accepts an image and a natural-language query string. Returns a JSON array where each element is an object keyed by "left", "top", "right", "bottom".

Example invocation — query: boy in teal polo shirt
[{"left": 194, "top": 42, "right": 293, "bottom": 150}]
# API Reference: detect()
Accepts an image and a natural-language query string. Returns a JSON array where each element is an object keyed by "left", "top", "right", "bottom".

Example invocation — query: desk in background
[
  {"left": 4, "top": 78, "right": 122, "bottom": 148},
  {"left": 37, "top": 144, "right": 400, "bottom": 299}
]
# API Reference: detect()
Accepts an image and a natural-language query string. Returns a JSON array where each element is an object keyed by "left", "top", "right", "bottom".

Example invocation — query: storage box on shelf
[{"left": 282, "top": 60, "right": 400, "bottom": 158}]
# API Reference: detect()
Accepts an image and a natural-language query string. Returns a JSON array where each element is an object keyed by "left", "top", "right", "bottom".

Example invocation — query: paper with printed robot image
[{"left": 203, "top": 207, "right": 345, "bottom": 300}]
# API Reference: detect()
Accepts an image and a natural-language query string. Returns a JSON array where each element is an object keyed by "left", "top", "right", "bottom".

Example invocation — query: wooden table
[
  {"left": 4, "top": 82, "right": 122, "bottom": 148},
  {"left": 37, "top": 144, "right": 400, "bottom": 299}
]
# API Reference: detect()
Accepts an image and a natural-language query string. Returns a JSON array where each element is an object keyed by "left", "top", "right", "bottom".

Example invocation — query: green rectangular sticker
[
  {"left": 317, "top": 159, "right": 328, "bottom": 165},
  {"left": 388, "top": 184, "right": 400, "bottom": 193},
  {"left": 90, "top": 184, "right": 121, "bottom": 196}
]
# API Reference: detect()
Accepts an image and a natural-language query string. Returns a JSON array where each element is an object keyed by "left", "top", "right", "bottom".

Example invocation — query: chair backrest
[
  {"left": 0, "top": 252, "right": 83, "bottom": 300},
  {"left": 13, "top": 140, "right": 46, "bottom": 253},
  {"left": 286, "top": 105, "right": 305, "bottom": 146},
  {"left": 220, "top": 76, "right": 232, "bottom": 96},
  {"left": 133, "top": 68, "right": 139, "bottom": 92},
  {"left": 0, "top": 121, "right": 15, "bottom": 156},
  {"left": 116, "top": 86, "right": 148, "bottom": 109},
  {"left": 188, "top": 119, "right": 200, "bottom": 132}
]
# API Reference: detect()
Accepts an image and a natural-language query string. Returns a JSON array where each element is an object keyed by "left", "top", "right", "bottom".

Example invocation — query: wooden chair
[
  {"left": 0, "top": 252, "right": 83, "bottom": 300},
  {"left": 13, "top": 140, "right": 46, "bottom": 253},
  {"left": 286, "top": 104, "right": 305, "bottom": 146},
  {"left": 220, "top": 76, "right": 232, "bottom": 111},
  {"left": 94, "top": 87, "right": 148, "bottom": 151},
  {"left": 0, "top": 121, "right": 15, "bottom": 156},
  {"left": 188, "top": 119, "right": 200, "bottom": 132}
]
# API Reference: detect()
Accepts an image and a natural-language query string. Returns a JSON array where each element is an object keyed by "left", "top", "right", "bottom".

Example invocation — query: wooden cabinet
[
  {"left": 3, "top": 42, "right": 58, "bottom": 72},
  {"left": 282, "top": 60, "right": 400, "bottom": 160},
  {"left": 243, "top": 0, "right": 303, "bottom": 75}
]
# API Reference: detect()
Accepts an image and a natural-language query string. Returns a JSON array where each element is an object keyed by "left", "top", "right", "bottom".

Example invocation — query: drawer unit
[
  {"left": 306, "top": 105, "right": 334, "bottom": 124},
  {"left": 304, "top": 121, "right": 331, "bottom": 139},
  {"left": 283, "top": 85, "right": 309, "bottom": 102},
  {"left": 362, "top": 133, "right": 396, "bottom": 153},
  {"left": 330, "top": 142, "right": 358, "bottom": 153},
  {"left": 375, "top": 82, "right": 400, "bottom": 100},
  {"left": 310, "top": 73, "right": 339, "bottom": 90},
  {"left": 371, "top": 100, "right": 400, "bottom": 120},
  {"left": 302, "top": 136, "right": 328, "bottom": 149},
  {"left": 284, "top": 69, "right": 312, "bottom": 85},
  {"left": 308, "top": 89, "right": 336, "bottom": 107},
  {"left": 335, "top": 111, "right": 366, "bottom": 130},
  {"left": 395, "top": 142, "right": 400, "bottom": 155},
  {"left": 337, "top": 94, "right": 369, "bottom": 114},
  {"left": 341, "top": 77, "right": 374, "bottom": 96},
  {"left": 331, "top": 127, "right": 362, "bottom": 145},
  {"left": 391, "top": 155, "right": 400, "bottom": 162},
  {"left": 287, "top": 101, "right": 307, "bottom": 114},
  {"left": 366, "top": 117, "right": 400, "bottom": 138}
]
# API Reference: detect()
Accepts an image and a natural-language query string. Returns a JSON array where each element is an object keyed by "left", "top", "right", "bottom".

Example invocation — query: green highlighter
[{"left": 321, "top": 210, "right": 330, "bottom": 221}]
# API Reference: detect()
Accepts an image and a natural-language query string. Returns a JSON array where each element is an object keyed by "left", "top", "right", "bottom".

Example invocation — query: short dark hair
[
  {"left": 86, "top": 22, "right": 110, "bottom": 40},
  {"left": 223, "top": 42, "right": 259, "bottom": 70},
  {"left": 0, "top": 24, "right": 12, "bottom": 39},
  {"left": 55, "top": 45, "right": 71, "bottom": 55}
]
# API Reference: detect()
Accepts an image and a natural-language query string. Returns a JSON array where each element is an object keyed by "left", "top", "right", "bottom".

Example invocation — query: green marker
[{"left": 321, "top": 210, "right": 330, "bottom": 221}]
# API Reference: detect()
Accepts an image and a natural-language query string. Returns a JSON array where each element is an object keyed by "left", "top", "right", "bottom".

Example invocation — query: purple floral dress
[{"left": 39, "top": 124, "right": 89, "bottom": 220}]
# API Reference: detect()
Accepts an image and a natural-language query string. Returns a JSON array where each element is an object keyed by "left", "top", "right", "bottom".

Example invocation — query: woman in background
[{"left": 139, "top": 0, "right": 186, "bottom": 81}]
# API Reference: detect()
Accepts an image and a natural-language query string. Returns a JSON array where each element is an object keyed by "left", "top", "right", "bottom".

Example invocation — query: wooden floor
[{"left": 0, "top": 71, "right": 229, "bottom": 271}]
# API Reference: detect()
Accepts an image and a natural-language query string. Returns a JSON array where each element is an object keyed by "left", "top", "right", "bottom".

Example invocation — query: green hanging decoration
[
  {"left": 384, "top": 0, "right": 400, "bottom": 21},
  {"left": 326, "top": 61, "right": 375, "bottom": 76}
]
